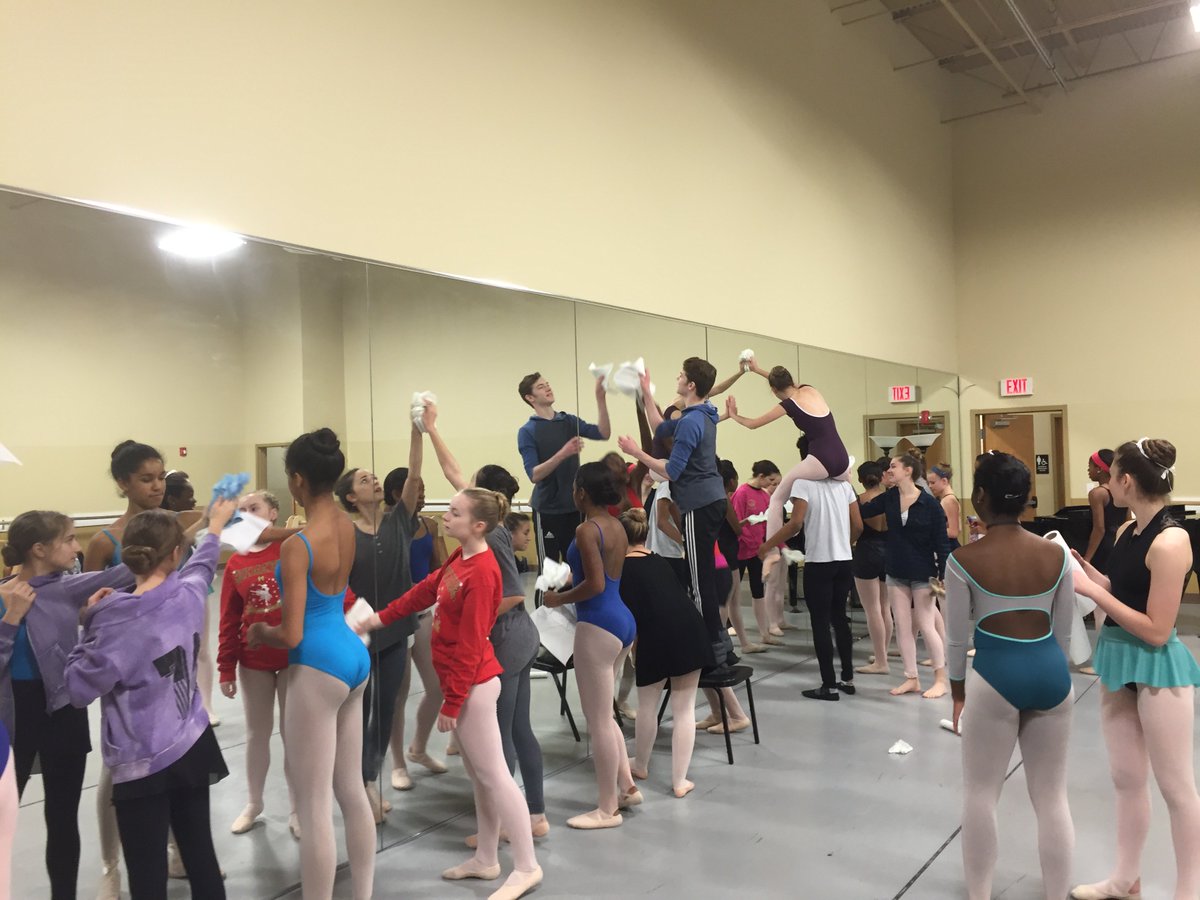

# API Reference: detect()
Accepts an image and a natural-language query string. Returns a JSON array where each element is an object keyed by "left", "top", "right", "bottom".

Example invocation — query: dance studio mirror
[{"left": 0, "top": 185, "right": 961, "bottom": 892}]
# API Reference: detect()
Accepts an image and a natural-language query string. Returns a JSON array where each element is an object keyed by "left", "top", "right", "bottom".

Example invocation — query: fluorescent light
[
  {"left": 157, "top": 226, "right": 245, "bottom": 259},
  {"left": 1192, "top": 2, "right": 1200, "bottom": 32}
]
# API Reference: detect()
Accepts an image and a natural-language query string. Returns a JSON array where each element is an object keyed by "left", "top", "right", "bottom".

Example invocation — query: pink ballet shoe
[
  {"left": 618, "top": 787, "right": 643, "bottom": 808},
  {"left": 442, "top": 858, "right": 502, "bottom": 881},
  {"left": 567, "top": 809, "right": 623, "bottom": 830},
  {"left": 1070, "top": 882, "right": 1141, "bottom": 899},
  {"left": 488, "top": 865, "right": 544, "bottom": 900}
]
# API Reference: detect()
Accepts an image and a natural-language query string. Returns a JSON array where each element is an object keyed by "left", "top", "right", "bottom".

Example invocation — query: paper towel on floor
[
  {"left": 535, "top": 558, "right": 572, "bottom": 593},
  {"left": 1044, "top": 530, "right": 1097, "bottom": 664},
  {"left": 344, "top": 597, "right": 375, "bottom": 647},
  {"left": 411, "top": 391, "right": 437, "bottom": 433},
  {"left": 888, "top": 740, "right": 914, "bottom": 755}
]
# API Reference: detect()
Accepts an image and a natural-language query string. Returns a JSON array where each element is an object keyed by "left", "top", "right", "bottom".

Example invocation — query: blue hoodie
[{"left": 665, "top": 402, "right": 725, "bottom": 513}]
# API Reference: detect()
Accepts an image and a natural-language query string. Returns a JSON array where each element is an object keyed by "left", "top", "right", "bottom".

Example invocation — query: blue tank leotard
[
  {"left": 101, "top": 529, "right": 122, "bottom": 566},
  {"left": 278, "top": 533, "right": 370, "bottom": 689},
  {"left": 409, "top": 527, "right": 435, "bottom": 584},
  {"left": 567, "top": 521, "right": 636, "bottom": 647}
]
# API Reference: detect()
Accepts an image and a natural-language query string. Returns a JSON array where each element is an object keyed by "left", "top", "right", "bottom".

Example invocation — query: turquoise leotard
[
  {"left": 101, "top": 529, "right": 122, "bottom": 566},
  {"left": 279, "top": 534, "right": 370, "bottom": 689},
  {"left": 567, "top": 521, "right": 636, "bottom": 647}
]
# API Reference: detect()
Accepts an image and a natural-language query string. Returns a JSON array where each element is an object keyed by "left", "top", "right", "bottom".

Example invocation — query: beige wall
[
  {"left": 0, "top": 0, "right": 957, "bottom": 372},
  {"left": 954, "top": 53, "right": 1200, "bottom": 502}
]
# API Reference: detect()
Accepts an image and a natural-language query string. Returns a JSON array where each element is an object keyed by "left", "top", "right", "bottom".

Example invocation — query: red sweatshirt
[
  {"left": 217, "top": 545, "right": 289, "bottom": 679},
  {"left": 378, "top": 546, "right": 503, "bottom": 718}
]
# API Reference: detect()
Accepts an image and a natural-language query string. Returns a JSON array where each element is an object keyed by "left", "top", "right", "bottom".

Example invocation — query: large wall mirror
[{"left": 0, "top": 186, "right": 960, "bottom": 895}]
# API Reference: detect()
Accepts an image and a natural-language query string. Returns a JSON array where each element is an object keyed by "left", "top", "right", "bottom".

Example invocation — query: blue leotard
[
  {"left": 567, "top": 521, "right": 636, "bottom": 647},
  {"left": 278, "top": 533, "right": 370, "bottom": 689},
  {"left": 101, "top": 529, "right": 122, "bottom": 566},
  {"left": 409, "top": 526, "right": 435, "bottom": 584}
]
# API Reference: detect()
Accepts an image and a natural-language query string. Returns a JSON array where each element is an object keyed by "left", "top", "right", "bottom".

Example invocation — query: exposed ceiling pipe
[
  {"left": 1001, "top": 0, "right": 1069, "bottom": 90},
  {"left": 937, "top": 0, "right": 1037, "bottom": 108}
]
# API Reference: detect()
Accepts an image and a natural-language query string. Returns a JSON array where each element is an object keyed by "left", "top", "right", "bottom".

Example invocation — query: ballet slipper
[
  {"left": 167, "top": 843, "right": 187, "bottom": 879},
  {"left": 208, "top": 712, "right": 221, "bottom": 727},
  {"left": 446, "top": 736, "right": 461, "bottom": 756},
  {"left": 890, "top": 677, "right": 923, "bottom": 696},
  {"left": 918, "top": 659, "right": 933, "bottom": 668},
  {"left": 230, "top": 803, "right": 263, "bottom": 834},
  {"left": 488, "top": 866, "right": 544, "bottom": 900},
  {"left": 695, "top": 714, "right": 720, "bottom": 730},
  {"left": 465, "top": 830, "right": 510, "bottom": 849},
  {"left": 618, "top": 787, "right": 644, "bottom": 808},
  {"left": 629, "top": 761, "right": 649, "bottom": 780},
  {"left": 741, "top": 643, "right": 767, "bottom": 653},
  {"left": 618, "top": 704, "right": 638, "bottom": 721},
  {"left": 673, "top": 779, "right": 696, "bottom": 798},
  {"left": 768, "top": 626, "right": 784, "bottom": 637},
  {"left": 407, "top": 749, "right": 449, "bottom": 774},
  {"left": 855, "top": 663, "right": 890, "bottom": 675},
  {"left": 761, "top": 634, "right": 784, "bottom": 646},
  {"left": 530, "top": 814, "right": 550, "bottom": 838},
  {"left": 1077, "top": 664, "right": 1098, "bottom": 676},
  {"left": 96, "top": 863, "right": 121, "bottom": 900},
  {"left": 288, "top": 812, "right": 302, "bottom": 841},
  {"left": 778, "top": 622, "right": 798, "bottom": 631},
  {"left": 1069, "top": 881, "right": 1141, "bottom": 899},
  {"left": 391, "top": 767, "right": 414, "bottom": 791},
  {"left": 365, "top": 783, "right": 390, "bottom": 823},
  {"left": 966, "top": 648, "right": 976, "bottom": 658},
  {"left": 922, "top": 669, "right": 949, "bottom": 700},
  {"left": 707, "top": 716, "right": 750, "bottom": 734},
  {"left": 442, "top": 858, "right": 502, "bottom": 881},
  {"left": 567, "top": 809, "right": 623, "bottom": 829}
]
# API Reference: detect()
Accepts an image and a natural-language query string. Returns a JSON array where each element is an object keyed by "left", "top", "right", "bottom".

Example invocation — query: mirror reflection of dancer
[
  {"left": 851, "top": 461, "right": 894, "bottom": 676},
  {"left": 945, "top": 453, "right": 1075, "bottom": 900},
  {"left": 1082, "top": 449, "right": 1127, "bottom": 641},
  {"left": 332, "top": 421, "right": 424, "bottom": 821},
  {"left": 517, "top": 372, "right": 610, "bottom": 576},
  {"left": 860, "top": 455, "right": 950, "bottom": 699},
  {"left": 544, "top": 463, "right": 640, "bottom": 829},
  {"left": 725, "top": 358, "right": 852, "bottom": 576},
  {"left": 359, "top": 489, "right": 543, "bottom": 900},
  {"left": 247, "top": 429, "right": 375, "bottom": 900},
  {"left": 1, "top": 512, "right": 134, "bottom": 899},
  {"left": 217, "top": 491, "right": 298, "bottom": 838},
  {"left": 422, "top": 403, "right": 549, "bottom": 843},
  {"left": 66, "top": 499, "right": 237, "bottom": 900},
  {"left": 1070, "top": 439, "right": 1200, "bottom": 900}
]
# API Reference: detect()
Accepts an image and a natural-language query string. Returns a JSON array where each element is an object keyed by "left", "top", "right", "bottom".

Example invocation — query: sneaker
[
  {"left": 837, "top": 681, "right": 856, "bottom": 695},
  {"left": 801, "top": 686, "right": 840, "bottom": 701}
]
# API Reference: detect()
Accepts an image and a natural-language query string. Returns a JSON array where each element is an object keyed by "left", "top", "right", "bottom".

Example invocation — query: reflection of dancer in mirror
[
  {"left": 422, "top": 403, "right": 549, "bottom": 842},
  {"left": 359, "top": 488, "right": 543, "bottom": 900},
  {"left": 1082, "top": 449, "right": 1127, "bottom": 640},
  {"left": 544, "top": 463, "right": 640, "bottom": 830},
  {"left": 860, "top": 455, "right": 950, "bottom": 699},
  {"left": 384, "top": 464, "right": 451, "bottom": 791},
  {"left": 516, "top": 372, "right": 610, "bottom": 576},
  {"left": 66, "top": 499, "right": 237, "bottom": 900},
  {"left": 217, "top": 491, "right": 298, "bottom": 838},
  {"left": 1070, "top": 439, "right": 1200, "bottom": 900},
  {"left": 247, "top": 429, "right": 375, "bottom": 900},
  {"left": 1, "top": 512, "right": 134, "bottom": 899},
  {"left": 851, "top": 461, "right": 894, "bottom": 676},
  {"left": 725, "top": 357, "right": 852, "bottom": 577},
  {"left": 333, "top": 421, "right": 423, "bottom": 821},
  {"left": 618, "top": 508, "right": 713, "bottom": 798},
  {"left": 945, "top": 452, "right": 1076, "bottom": 900}
]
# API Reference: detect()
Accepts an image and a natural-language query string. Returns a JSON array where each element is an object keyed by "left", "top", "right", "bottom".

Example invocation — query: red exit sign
[
  {"left": 889, "top": 385, "right": 915, "bottom": 403},
  {"left": 1000, "top": 377, "right": 1033, "bottom": 397}
]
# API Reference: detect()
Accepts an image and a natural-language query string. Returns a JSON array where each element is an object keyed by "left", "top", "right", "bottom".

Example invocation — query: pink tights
[
  {"left": 855, "top": 576, "right": 892, "bottom": 663},
  {"left": 889, "top": 581, "right": 944, "bottom": 677},
  {"left": 766, "top": 456, "right": 833, "bottom": 544},
  {"left": 573, "top": 623, "right": 635, "bottom": 815},
  {"left": 455, "top": 677, "right": 538, "bottom": 872},
  {"left": 0, "top": 749, "right": 15, "bottom": 900},
  {"left": 633, "top": 671, "right": 700, "bottom": 791},
  {"left": 1092, "top": 683, "right": 1200, "bottom": 900}
]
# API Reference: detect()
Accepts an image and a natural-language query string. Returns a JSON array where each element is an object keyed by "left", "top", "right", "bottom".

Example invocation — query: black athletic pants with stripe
[{"left": 683, "top": 499, "right": 727, "bottom": 643}]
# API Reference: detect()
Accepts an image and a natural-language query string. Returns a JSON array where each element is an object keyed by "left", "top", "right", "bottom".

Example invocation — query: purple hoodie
[
  {"left": 65, "top": 534, "right": 219, "bottom": 783},
  {"left": 0, "top": 565, "right": 135, "bottom": 738}
]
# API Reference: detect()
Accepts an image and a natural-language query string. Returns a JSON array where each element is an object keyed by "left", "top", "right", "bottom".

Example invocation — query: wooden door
[{"left": 982, "top": 413, "right": 1036, "bottom": 521}]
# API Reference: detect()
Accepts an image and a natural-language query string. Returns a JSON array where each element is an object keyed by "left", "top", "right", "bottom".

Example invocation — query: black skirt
[
  {"left": 111, "top": 724, "right": 228, "bottom": 802},
  {"left": 620, "top": 554, "right": 716, "bottom": 686}
]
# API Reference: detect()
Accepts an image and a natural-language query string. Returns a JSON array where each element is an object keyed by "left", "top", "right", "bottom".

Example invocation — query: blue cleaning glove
[{"left": 211, "top": 473, "right": 251, "bottom": 504}]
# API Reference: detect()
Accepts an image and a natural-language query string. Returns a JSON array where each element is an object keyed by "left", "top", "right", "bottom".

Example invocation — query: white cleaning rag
[
  {"left": 1044, "top": 530, "right": 1097, "bottom": 665},
  {"left": 739, "top": 348, "right": 755, "bottom": 372},
  {"left": 411, "top": 391, "right": 437, "bottom": 433},
  {"left": 888, "top": 740, "right": 914, "bottom": 755},
  {"left": 744, "top": 512, "right": 769, "bottom": 525},
  {"left": 535, "top": 558, "right": 572, "bottom": 593},
  {"left": 344, "top": 597, "right": 375, "bottom": 647}
]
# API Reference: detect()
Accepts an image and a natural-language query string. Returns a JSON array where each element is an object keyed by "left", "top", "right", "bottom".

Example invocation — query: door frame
[{"left": 971, "top": 405, "right": 1077, "bottom": 504}]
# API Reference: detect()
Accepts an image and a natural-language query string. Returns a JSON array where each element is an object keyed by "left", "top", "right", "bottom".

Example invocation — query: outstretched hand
[
  {"left": 725, "top": 396, "right": 739, "bottom": 418},
  {"left": 616, "top": 435, "right": 641, "bottom": 457},
  {"left": 422, "top": 400, "right": 438, "bottom": 432},
  {"left": 207, "top": 498, "right": 238, "bottom": 533}
]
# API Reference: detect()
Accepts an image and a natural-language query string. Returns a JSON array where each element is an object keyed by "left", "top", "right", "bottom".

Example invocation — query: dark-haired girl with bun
[
  {"left": 65, "top": 498, "right": 237, "bottom": 900},
  {"left": 945, "top": 452, "right": 1076, "bottom": 900},
  {"left": 725, "top": 356, "right": 852, "bottom": 578},
  {"left": 852, "top": 460, "right": 894, "bottom": 676},
  {"left": 544, "top": 461, "right": 639, "bottom": 831},
  {"left": 1070, "top": 438, "right": 1200, "bottom": 900},
  {"left": 0, "top": 512, "right": 135, "bottom": 899},
  {"left": 247, "top": 428, "right": 375, "bottom": 900},
  {"left": 730, "top": 459, "right": 780, "bottom": 650},
  {"left": 359, "top": 488, "right": 543, "bottom": 900},
  {"left": 1084, "top": 449, "right": 1125, "bottom": 575},
  {"left": 84, "top": 441, "right": 167, "bottom": 572}
]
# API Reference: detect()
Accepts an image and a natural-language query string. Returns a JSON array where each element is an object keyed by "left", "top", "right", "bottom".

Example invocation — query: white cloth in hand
[
  {"left": 219, "top": 512, "right": 272, "bottom": 554},
  {"left": 744, "top": 512, "right": 769, "bottom": 525},
  {"left": 1044, "top": 530, "right": 1096, "bottom": 665},
  {"left": 411, "top": 391, "right": 437, "bottom": 433},
  {"left": 739, "top": 348, "right": 754, "bottom": 372},
  {"left": 344, "top": 598, "right": 375, "bottom": 647},
  {"left": 535, "top": 558, "right": 571, "bottom": 593}
]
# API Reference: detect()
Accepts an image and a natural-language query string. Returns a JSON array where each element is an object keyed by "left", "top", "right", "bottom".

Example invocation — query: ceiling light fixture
[{"left": 157, "top": 226, "right": 245, "bottom": 259}]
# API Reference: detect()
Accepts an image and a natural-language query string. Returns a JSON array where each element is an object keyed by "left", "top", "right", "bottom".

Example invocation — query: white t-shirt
[
  {"left": 647, "top": 481, "right": 684, "bottom": 559},
  {"left": 789, "top": 479, "right": 857, "bottom": 563}
]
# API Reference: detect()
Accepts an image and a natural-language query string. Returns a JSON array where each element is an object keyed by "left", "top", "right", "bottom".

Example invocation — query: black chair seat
[
  {"left": 532, "top": 651, "right": 580, "bottom": 742},
  {"left": 658, "top": 664, "right": 760, "bottom": 764}
]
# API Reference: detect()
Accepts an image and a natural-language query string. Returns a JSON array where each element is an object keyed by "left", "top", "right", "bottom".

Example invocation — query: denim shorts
[{"left": 886, "top": 576, "right": 932, "bottom": 591}]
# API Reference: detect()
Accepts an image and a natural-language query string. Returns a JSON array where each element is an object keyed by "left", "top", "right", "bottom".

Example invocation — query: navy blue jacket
[{"left": 859, "top": 487, "right": 948, "bottom": 581}]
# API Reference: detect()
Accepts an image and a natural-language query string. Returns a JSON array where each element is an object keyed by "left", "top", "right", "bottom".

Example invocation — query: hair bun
[
  {"left": 0, "top": 544, "right": 21, "bottom": 567},
  {"left": 121, "top": 544, "right": 158, "bottom": 576},
  {"left": 310, "top": 428, "right": 341, "bottom": 454},
  {"left": 1143, "top": 439, "right": 1177, "bottom": 470},
  {"left": 111, "top": 439, "right": 137, "bottom": 459}
]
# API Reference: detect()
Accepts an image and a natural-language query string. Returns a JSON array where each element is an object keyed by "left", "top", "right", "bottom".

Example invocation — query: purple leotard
[{"left": 781, "top": 389, "right": 850, "bottom": 477}]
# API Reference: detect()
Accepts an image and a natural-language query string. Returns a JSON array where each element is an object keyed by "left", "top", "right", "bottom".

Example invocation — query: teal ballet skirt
[{"left": 1094, "top": 626, "right": 1200, "bottom": 692}]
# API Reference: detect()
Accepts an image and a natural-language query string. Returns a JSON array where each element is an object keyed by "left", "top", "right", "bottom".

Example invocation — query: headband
[
  {"left": 1135, "top": 437, "right": 1176, "bottom": 481},
  {"left": 930, "top": 466, "right": 951, "bottom": 480},
  {"left": 1089, "top": 451, "right": 1110, "bottom": 474}
]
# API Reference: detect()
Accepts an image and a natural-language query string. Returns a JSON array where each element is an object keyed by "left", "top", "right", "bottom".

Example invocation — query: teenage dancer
[
  {"left": 716, "top": 460, "right": 756, "bottom": 653},
  {"left": 618, "top": 508, "right": 713, "bottom": 797},
  {"left": 928, "top": 463, "right": 962, "bottom": 562},
  {"left": 946, "top": 453, "right": 1075, "bottom": 900},
  {"left": 65, "top": 499, "right": 237, "bottom": 900},
  {"left": 852, "top": 461, "right": 894, "bottom": 675},
  {"left": 421, "top": 403, "right": 548, "bottom": 842},
  {"left": 0, "top": 513, "right": 134, "bottom": 899},
  {"left": 543, "top": 462, "right": 640, "bottom": 829},
  {"left": 358, "top": 488, "right": 543, "bottom": 900},
  {"left": 731, "top": 460, "right": 781, "bottom": 649},
  {"left": 1070, "top": 439, "right": 1200, "bottom": 900},
  {"left": 333, "top": 421, "right": 423, "bottom": 819},
  {"left": 383, "top": 465, "right": 450, "bottom": 792},
  {"left": 860, "top": 455, "right": 950, "bottom": 699},
  {"left": 725, "top": 357, "right": 852, "bottom": 575},
  {"left": 1084, "top": 449, "right": 1124, "bottom": 574},
  {"left": 247, "top": 428, "right": 374, "bottom": 900},
  {"left": 216, "top": 491, "right": 298, "bottom": 837}
]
